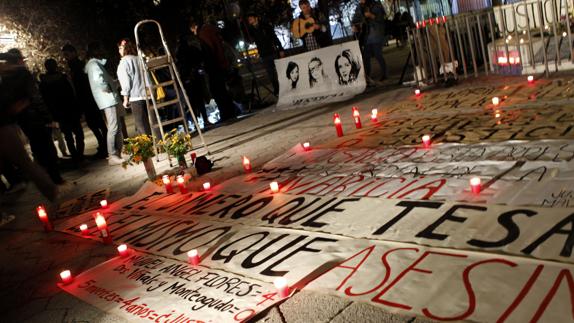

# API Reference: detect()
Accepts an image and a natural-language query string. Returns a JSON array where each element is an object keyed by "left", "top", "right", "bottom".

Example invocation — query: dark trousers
[
  {"left": 130, "top": 100, "right": 152, "bottom": 136},
  {"left": 21, "top": 126, "right": 63, "bottom": 184},
  {"left": 84, "top": 107, "right": 107, "bottom": 155},
  {"left": 60, "top": 118, "right": 85, "bottom": 158},
  {"left": 363, "top": 42, "right": 387, "bottom": 79},
  {"left": 186, "top": 78, "right": 209, "bottom": 124},
  {"left": 261, "top": 55, "right": 279, "bottom": 95},
  {"left": 208, "top": 71, "right": 237, "bottom": 122}
]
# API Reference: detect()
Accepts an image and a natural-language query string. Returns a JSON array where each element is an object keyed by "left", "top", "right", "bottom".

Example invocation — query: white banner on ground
[
  {"left": 275, "top": 41, "right": 366, "bottom": 110},
  {"left": 59, "top": 251, "right": 281, "bottom": 323}
]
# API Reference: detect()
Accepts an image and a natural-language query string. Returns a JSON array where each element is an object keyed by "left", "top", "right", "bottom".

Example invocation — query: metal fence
[{"left": 407, "top": 0, "right": 574, "bottom": 86}]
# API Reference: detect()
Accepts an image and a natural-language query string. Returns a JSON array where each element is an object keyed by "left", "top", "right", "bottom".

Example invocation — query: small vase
[
  {"left": 143, "top": 158, "right": 156, "bottom": 181},
  {"left": 177, "top": 155, "right": 188, "bottom": 169}
]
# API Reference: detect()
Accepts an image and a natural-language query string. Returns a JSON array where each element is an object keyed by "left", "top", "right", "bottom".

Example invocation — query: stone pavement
[{"left": 2, "top": 50, "right": 574, "bottom": 322}]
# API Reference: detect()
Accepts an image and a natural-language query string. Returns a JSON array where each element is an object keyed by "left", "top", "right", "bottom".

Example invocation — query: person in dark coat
[
  {"left": 62, "top": 44, "right": 107, "bottom": 158},
  {"left": 39, "top": 58, "right": 85, "bottom": 161}
]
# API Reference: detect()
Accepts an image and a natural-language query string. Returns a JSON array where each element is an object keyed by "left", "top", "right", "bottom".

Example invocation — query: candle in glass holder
[
  {"left": 80, "top": 224, "right": 89, "bottom": 236},
  {"left": 243, "top": 156, "right": 252, "bottom": 173},
  {"left": 36, "top": 205, "right": 53, "bottom": 231},
  {"left": 95, "top": 212, "right": 112, "bottom": 244},
  {"left": 302, "top": 142, "right": 311, "bottom": 151},
  {"left": 203, "top": 182, "right": 211, "bottom": 191},
  {"left": 352, "top": 107, "right": 362, "bottom": 129},
  {"left": 492, "top": 97, "right": 500, "bottom": 106},
  {"left": 162, "top": 175, "right": 173, "bottom": 194},
  {"left": 177, "top": 175, "right": 187, "bottom": 194},
  {"left": 117, "top": 244, "right": 130, "bottom": 257},
  {"left": 422, "top": 135, "right": 431, "bottom": 148},
  {"left": 270, "top": 181, "right": 279, "bottom": 193},
  {"left": 371, "top": 109, "right": 378, "bottom": 123},
  {"left": 59, "top": 270, "right": 73, "bottom": 285},
  {"left": 470, "top": 177, "right": 482, "bottom": 194},
  {"left": 187, "top": 249, "right": 200, "bottom": 265},
  {"left": 190, "top": 152, "right": 197, "bottom": 165},
  {"left": 415, "top": 89, "right": 421, "bottom": 96},
  {"left": 100, "top": 199, "right": 108, "bottom": 209},
  {"left": 527, "top": 75, "right": 534, "bottom": 84},
  {"left": 274, "top": 277, "right": 290, "bottom": 298},
  {"left": 333, "top": 113, "right": 343, "bottom": 137}
]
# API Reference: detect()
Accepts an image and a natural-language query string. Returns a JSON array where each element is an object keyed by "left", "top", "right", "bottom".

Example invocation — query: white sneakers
[{"left": 108, "top": 155, "right": 125, "bottom": 166}]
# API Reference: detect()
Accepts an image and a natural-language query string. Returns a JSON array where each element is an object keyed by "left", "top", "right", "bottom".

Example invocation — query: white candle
[{"left": 270, "top": 182, "right": 279, "bottom": 193}]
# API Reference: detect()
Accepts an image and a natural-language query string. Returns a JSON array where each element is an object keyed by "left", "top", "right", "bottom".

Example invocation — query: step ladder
[{"left": 134, "top": 19, "right": 210, "bottom": 164}]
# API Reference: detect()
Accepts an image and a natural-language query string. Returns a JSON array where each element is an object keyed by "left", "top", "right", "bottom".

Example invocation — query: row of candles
[{"left": 55, "top": 77, "right": 541, "bottom": 293}]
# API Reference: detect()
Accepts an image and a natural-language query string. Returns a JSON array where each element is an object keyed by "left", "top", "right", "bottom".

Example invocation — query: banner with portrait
[{"left": 275, "top": 41, "right": 367, "bottom": 110}]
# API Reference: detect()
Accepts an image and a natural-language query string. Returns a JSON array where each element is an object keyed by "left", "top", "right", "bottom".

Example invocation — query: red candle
[
  {"left": 59, "top": 270, "right": 73, "bottom": 285},
  {"left": 302, "top": 142, "right": 311, "bottom": 151},
  {"left": 117, "top": 244, "right": 130, "bottom": 257},
  {"left": 79, "top": 224, "right": 89, "bottom": 236},
  {"left": 371, "top": 109, "right": 378, "bottom": 123},
  {"left": 422, "top": 135, "right": 431, "bottom": 148},
  {"left": 36, "top": 205, "right": 53, "bottom": 232},
  {"left": 187, "top": 249, "right": 200, "bottom": 265},
  {"left": 203, "top": 182, "right": 211, "bottom": 191},
  {"left": 415, "top": 89, "right": 421, "bottom": 96},
  {"left": 190, "top": 152, "right": 197, "bottom": 165},
  {"left": 95, "top": 212, "right": 112, "bottom": 244},
  {"left": 333, "top": 113, "right": 343, "bottom": 137},
  {"left": 177, "top": 175, "right": 187, "bottom": 194},
  {"left": 274, "top": 277, "right": 290, "bottom": 298},
  {"left": 243, "top": 156, "right": 252, "bottom": 173},
  {"left": 352, "top": 107, "right": 362, "bottom": 129},
  {"left": 100, "top": 199, "right": 108, "bottom": 209},
  {"left": 527, "top": 75, "right": 534, "bottom": 84},
  {"left": 162, "top": 175, "right": 173, "bottom": 194},
  {"left": 270, "top": 181, "right": 279, "bottom": 193},
  {"left": 470, "top": 177, "right": 481, "bottom": 194}
]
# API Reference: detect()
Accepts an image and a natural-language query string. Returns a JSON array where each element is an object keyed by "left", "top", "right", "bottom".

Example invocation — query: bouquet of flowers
[
  {"left": 160, "top": 129, "right": 192, "bottom": 164},
  {"left": 122, "top": 134, "right": 155, "bottom": 167}
]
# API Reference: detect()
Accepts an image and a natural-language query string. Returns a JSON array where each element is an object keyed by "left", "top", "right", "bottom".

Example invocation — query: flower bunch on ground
[
  {"left": 122, "top": 134, "right": 155, "bottom": 167},
  {"left": 159, "top": 129, "right": 192, "bottom": 158}
]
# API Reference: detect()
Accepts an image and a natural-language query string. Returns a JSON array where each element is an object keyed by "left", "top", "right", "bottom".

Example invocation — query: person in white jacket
[
  {"left": 84, "top": 41, "right": 124, "bottom": 166},
  {"left": 116, "top": 38, "right": 152, "bottom": 136}
]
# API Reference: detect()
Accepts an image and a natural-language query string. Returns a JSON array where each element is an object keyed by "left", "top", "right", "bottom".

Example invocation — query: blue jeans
[
  {"left": 363, "top": 42, "right": 387, "bottom": 79},
  {"left": 103, "top": 105, "right": 123, "bottom": 157}
]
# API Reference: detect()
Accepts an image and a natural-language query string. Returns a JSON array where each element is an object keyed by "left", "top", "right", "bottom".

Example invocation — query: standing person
[
  {"left": 353, "top": 0, "right": 388, "bottom": 82},
  {"left": 246, "top": 12, "right": 285, "bottom": 96},
  {"left": 39, "top": 58, "right": 85, "bottom": 162},
  {"left": 84, "top": 41, "right": 124, "bottom": 166},
  {"left": 6, "top": 49, "right": 65, "bottom": 184},
  {"left": 62, "top": 44, "right": 108, "bottom": 159},
  {"left": 116, "top": 38, "right": 152, "bottom": 136},
  {"left": 176, "top": 27, "right": 209, "bottom": 127},
  {"left": 197, "top": 17, "right": 237, "bottom": 122},
  {"left": 292, "top": 0, "right": 331, "bottom": 52}
]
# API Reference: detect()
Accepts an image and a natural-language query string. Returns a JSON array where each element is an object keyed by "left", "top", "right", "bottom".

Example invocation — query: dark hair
[
  {"left": 299, "top": 0, "right": 310, "bottom": 6},
  {"left": 335, "top": 49, "right": 360, "bottom": 85},
  {"left": 61, "top": 43, "right": 76, "bottom": 53},
  {"left": 44, "top": 58, "right": 58, "bottom": 72},
  {"left": 117, "top": 38, "right": 137, "bottom": 56},
  {"left": 246, "top": 12, "right": 258, "bottom": 18},
  {"left": 308, "top": 57, "right": 323, "bottom": 87},
  {"left": 285, "top": 61, "right": 299, "bottom": 89},
  {"left": 86, "top": 41, "right": 103, "bottom": 58}
]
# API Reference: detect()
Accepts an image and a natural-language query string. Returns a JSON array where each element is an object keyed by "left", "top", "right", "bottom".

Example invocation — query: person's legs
[
  {"left": 262, "top": 56, "right": 279, "bottom": 96},
  {"left": 372, "top": 41, "right": 387, "bottom": 79},
  {"left": 363, "top": 44, "right": 373, "bottom": 78},
  {"left": 103, "top": 106, "right": 120, "bottom": 157},
  {"left": 52, "top": 124, "right": 69, "bottom": 157},
  {"left": 131, "top": 100, "right": 151, "bottom": 135},
  {"left": 208, "top": 73, "right": 236, "bottom": 122},
  {"left": 24, "top": 126, "right": 64, "bottom": 184},
  {"left": 84, "top": 109, "right": 107, "bottom": 156},
  {"left": 68, "top": 118, "right": 85, "bottom": 158},
  {"left": 59, "top": 121, "right": 77, "bottom": 157}
]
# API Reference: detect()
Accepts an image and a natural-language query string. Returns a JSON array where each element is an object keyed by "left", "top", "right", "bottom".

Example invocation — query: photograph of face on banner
[{"left": 275, "top": 41, "right": 366, "bottom": 110}]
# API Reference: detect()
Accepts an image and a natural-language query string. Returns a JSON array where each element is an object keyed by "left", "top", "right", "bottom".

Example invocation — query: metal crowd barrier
[{"left": 407, "top": 0, "right": 574, "bottom": 87}]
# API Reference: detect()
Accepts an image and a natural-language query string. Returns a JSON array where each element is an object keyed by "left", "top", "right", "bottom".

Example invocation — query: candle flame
[
  {"left": 274, "top": 277, "right": 288, "bottom": 288},
  {"left": 80, "top": 224, "right": 88, "bottom": 230},
  {"left": 117, "top": 244, "right": 128, "bottom": 252},
  {"left": 162, "top": 175, "right": 170, "bottom": 184},
  {"left": 60, "top": 270, "right": 71, "bottom": 280},
  {"left": 470, "top": 177, "right": 481, "bottom": 186},
  {"left": 187, "top": 249, "right": 198, "bottom": 257},
  {"left": 203, "top": 182, "right": 211, "bottom": 190},
  {"left": 95, "top": 213, "right": 107, "bottom": 229},
  {"left": 243, "top": 156, "right": 250, "bottom": 165},
  {"left": 270, "top": 182, "right": 279, "bottom": 193}
]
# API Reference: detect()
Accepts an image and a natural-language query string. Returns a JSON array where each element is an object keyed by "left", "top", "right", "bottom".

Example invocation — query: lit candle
[
  {"left": 177, "top": 175, "right": 187, "bottom": 194},
  {"left": 95, "top": 212, "right": 112, "bottom": 244},
  {"left": 162, "top": 175, "right": 173, "bottom": 194},
  {"left": 302, "top": 142, "right": 311, "bottom": 151},
  {"left": 422, "top": 134, "right": 431, "bottom": 148},
  {"left": 203, "top": 182, "right": 211, "bottom": 191},
  {"left": 36, "top": 205, "right": 53, "bottom": 232},
  {"left": 270, "top": 181, "right": 279, "bottom": 193},
  {"left": 371, "top": 109, "right": 378, "bottom": 122},
  {"left": 243, "top": 156, "right": 252, "bottom": 173},
  {"left": 333, "top": 113, "right": 343, "bottom": 137},
  {"left": 415, "top": 89, "right": 421, "bottom": 96},
  {"left": 352, "top": 107, "right": 362, "bottom": 129},
  {"left": 59, "top": 270, "right": 73, "bottom": 285},
  {"left": 492, "top": 97, "right": 500, "bottom": 106},
  {"left": 274, "top": 277, "right": 290, "bottom": 298},
  {"left": 79, "top": 224, "right": 89, "bottom": 236},
  {"left": 187, "top": 249, "right": 200, "bottom": 265},
  {"left": 494, "top": 111, "right": 501, "bottom": 118},
  {"left": 470, "top": 177, "right": 481, "bottom": 194},
  {"left": 100, "top": 199, "right": 108, "bottom": 209},
  {"left": 117, "top": 244, "right": 130, "bottom": 257},
  {"left": 190, "top": 152, "right": 197, "bottom": 165},
  {"left": 527, "top": 75, "right": 534, "bottom": 84}
]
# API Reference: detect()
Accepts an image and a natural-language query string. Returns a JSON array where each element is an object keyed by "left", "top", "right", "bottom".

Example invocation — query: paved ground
[{"left": 2, "top": 43, "right": 573, "bottom": 322}]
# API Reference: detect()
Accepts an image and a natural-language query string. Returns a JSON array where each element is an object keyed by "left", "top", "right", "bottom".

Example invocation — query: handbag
[{"left": 150, "top": 71, "right": 166, "bottom": 101}]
